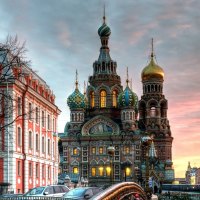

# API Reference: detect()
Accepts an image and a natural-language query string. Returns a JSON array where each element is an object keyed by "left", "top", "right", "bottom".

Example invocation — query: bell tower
[{"left": 139, "top": 39, "right": 174, "bottom": 177}]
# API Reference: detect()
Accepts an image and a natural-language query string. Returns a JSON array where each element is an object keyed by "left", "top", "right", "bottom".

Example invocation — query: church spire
[
  {"left": 126, "top": 67, "right": 129, "bottom": 87},
  {"left": 75, "top": 69, "right": 78, "bottom": 90},
  {"left": 103, "top": 3, "right": 106, "bottom": 24},
  {"left": 151, "top": 38, "right": 154, "bottom": 58}
]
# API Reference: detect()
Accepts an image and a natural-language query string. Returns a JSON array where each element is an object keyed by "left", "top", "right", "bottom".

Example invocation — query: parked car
[
  {"left": 63, "top": 187, "right": 103, "bottom": 199},
  {"left": 24, "top": 185, "right": 69, "bottom": 197}
]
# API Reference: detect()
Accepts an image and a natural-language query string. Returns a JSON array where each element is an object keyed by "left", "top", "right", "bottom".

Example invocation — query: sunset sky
[{"left": 0, "top": 0, "right": 200, "bottom": 178}]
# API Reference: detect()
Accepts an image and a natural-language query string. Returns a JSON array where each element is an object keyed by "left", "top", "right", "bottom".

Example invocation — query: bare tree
[{"left": 0, "top": 35, "right": 31, "bottom": 132}]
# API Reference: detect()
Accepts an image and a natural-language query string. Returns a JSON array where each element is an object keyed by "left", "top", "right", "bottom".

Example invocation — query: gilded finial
[
  {"left": 130, "top": 78, "right": 132, "bottom": 90},
  {"left": 103, "top": 4, "right": 106, "bottom": 24},
  {"left": 75, "top": 69, "right": 78, "bottom": 90},
  {"left": 151, "top": 38, "right": 154, "bottom": 58},
  {"left": 126, "top": 67, "right": 129, "bottom": 87}
]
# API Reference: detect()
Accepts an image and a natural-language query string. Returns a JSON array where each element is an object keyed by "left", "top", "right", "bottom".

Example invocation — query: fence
[{"left": 158, "top": 192, "right": 200, "bottom": 200}]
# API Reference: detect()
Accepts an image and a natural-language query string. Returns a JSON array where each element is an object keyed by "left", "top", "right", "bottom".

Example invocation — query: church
[{"left": 61, "top": 13, "right": 174, "bottom": 188}]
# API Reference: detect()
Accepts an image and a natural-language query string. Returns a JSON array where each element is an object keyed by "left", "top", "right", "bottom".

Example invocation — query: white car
[{"left": 24, "top": 185, "right": 69, "bottom": 197}]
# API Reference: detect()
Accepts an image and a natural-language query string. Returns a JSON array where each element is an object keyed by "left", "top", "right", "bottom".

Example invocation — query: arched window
[
  {"left": 92, "top": 167, "right": 96, "bottom": 176},
  {"left": 112, "top": 90, "right": 117, "bottom": 107},
  {"left": 150, "top": 107, "right": 156, "bottom": 117},
  {"left": 90, "top": 91, "right": 95, "bottom": 108},
  {"left": 73, "top": 167, "right": 78, "bottom": 174},
  {"left": 99, "top": 166, "right": 104, "bottom": 176},
  {"left": 100, "top": 90, "right": 107, "bottom": 108}
]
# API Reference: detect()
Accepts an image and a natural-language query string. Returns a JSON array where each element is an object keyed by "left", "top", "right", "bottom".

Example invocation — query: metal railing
[{"left": 158, "top": 192, "right": 200, "bottom": 200}]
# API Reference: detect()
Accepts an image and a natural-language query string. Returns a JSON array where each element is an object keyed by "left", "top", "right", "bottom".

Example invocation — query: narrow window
[
  {"left": 29, "top": 131, "right": 32, "bottom": 149},
  {"left": 150, "top": 107, "right": 156, "bottom": 117},
  {"left": 99, "top": 167, "right": 104, "bottom": 176},
  {"left": 99, "top": 147, "right": 103, "bottom": 154},
  {"left": 48, "top": 114, "right": 50, "bottom": 130},
  {"left": 100, "top": 90, "right": 106, "bottom": 108},
  {"left": 42, "top": 165, "right": 45, "bottom": 178},
  {"left": 17, "top": 127, "right": 21, "bottom": 147},
  {"left": 17, "top": 97, "right": 21, "bottom": 115},
  {"left": 90, "top": 91, "right": 95, "bottom": 108},
  {"left": 91, "top": 167, "right": 96, "bottom": 176},
  {"left": 48, "top": 139, "right": 50, "bottom": 155},
  {"left": 29, "top": 163, "right": 32, "bottom": 177},
  {"left": 53, "top": 142, "right": 55, "bottom": 156},
  {"left": 17, "top": 161, "right": 21, "bottom": 176},
  {"left": 48, "top": 166, "right": 51, "bottom": 179},
  {"left": 35, "top": 107, "right": 39, "bottom": 123},
  {"left": 73, "top": 148, "right": 78, "bottom": 155},
  {"left": 73, "top": 167, "right": 78, "bottom": 174},
  {"left": 36, "top": 163, "right": 39, "bottom": 178},
  {"left": 92, "top": 147, "right": 96, "bottom": 154},
  {"left": 36, "top": 134, "right": 39, "bottom": 151},
  {"left": 42, "top": 111, "right": 45, "bottom": 127},
  {"left": 42, "top": 137, "right": 45, "bottom": 153},
  {"left": 125, "top": 146, "right": 130, "bottom": 154},
  {"left": 28, "top": 103, "right": 32, "bottom": 120},
  {"left": 112, "top": 90, "right": 117, "bottom": 107}
]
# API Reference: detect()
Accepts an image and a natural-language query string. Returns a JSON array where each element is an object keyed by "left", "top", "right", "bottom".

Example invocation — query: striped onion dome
[{"left": 98, "top": 22, "right": 111, "bottom": 37}]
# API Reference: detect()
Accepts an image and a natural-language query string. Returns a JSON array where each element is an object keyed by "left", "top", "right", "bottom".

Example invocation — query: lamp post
[
  {"left": 107, "top": 146, "right": 115, "bottom": 186},
  {"left": 141, "top": 135, "right": 152, "bottom": 199}
]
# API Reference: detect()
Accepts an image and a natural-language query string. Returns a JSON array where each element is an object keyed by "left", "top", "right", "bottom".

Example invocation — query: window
[
  {"left": 42, "top": 165, "right": 45, "bottom": 178},
  {"left": 106, "top": 166, "right": 111, "bottom": 176},
  {"left": 48, "top": 166, "right": 51, "bottom": 179},
  {"left": 92, "top": 147, "right": 96, "bottom": 154},
  {"left": 73, "top": 148, "right": 78, "bottom": 155},
  {"left": 112, "top": 90, "right": 117, "bottom": 107},
  {"left": 53, "top": 142, "right": 55, "bottom": 156},
  {"left": 73, "top": 167, "right": 78, "bottom": 174},
  {"left": 99, "top": 167, "right": 104, "bottom": 176},
  {"left": 17, "top": 127, "right": 21, "bottom": 147},
  {"left": 17, "top": 97, "right": 21, "bottom": 115},
  {"left": 42, "top": 111, "right": 45, "bottom": 127},
  {"left": 17, "top": 161, "right": 21, "bottom": 176},
  {"left": 99, "top": 147, "right": 103, "bottom": 154},
  {"left": 150, "top": 106, "right": 156, "bottom": 117},
  {"left": 100, "top": 90, "right": 106, "bottom": 108},
  {"left": 36, "top": 163, "right": 39, "bottom": 178},
  {"left": 36, "top": 134, "right": 39, "bottom": 151},
  {"left": 125, "top": 146, "right": 130, "bottom": 154},
  {"left": 42, "top": 137, "right": 45, "bottom": 153},
  {"left": 48, "top": 139, "right": 50, "bottom": 155},
  {"left": 29, "top": 131, "right": 32, "bottom": 149},
  {"left": 53, "top": 118, "right": 55, "bottom": 132},
  {"left": 35, "top": 107, "right": 39, "bottom": 123},
  {"left": 90, "top": 91, "right": 95, "bottom": 108},
  {"left": 28, "top": 103, "right": 32, "bottom": 120},
  {"left": 29, "top": 163, "right": 32, "bottom": 177},
  {"left": 91, "top": 167, "right": 96, "bottom": 176},
  {"left": 47, "top": 114, "right": 50, "bottom": 130}
]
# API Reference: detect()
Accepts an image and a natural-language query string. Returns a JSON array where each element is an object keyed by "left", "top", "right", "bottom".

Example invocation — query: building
[
  {"left": 185, "top": 162, "right": 199, "bottom": 184},
  {"left": 0, "top": 49, "right": 61, "bottom": 193},
  {"left": 61, "top": 14, "right": 174, "bottom": 187}
]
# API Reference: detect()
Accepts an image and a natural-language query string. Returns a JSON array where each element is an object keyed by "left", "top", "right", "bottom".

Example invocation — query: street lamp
[
  {"left": 141, "top": 135, "right": 152, "bottom": 199},
  {"left": 107, "top": 146, "right": 115, "bottom": 186}
]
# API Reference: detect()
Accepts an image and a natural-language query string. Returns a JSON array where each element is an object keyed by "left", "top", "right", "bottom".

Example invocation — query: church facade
[{"left": 61, "top": 15, "right": 174, "bottom": 187}]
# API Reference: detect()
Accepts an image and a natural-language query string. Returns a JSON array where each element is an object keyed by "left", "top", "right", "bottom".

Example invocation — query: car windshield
[
  {"left": 24, "top": 187, "right": 45, "bottom": 195},
  {"left": 64, "top": 188, "right": 86, "bottom": 197}
]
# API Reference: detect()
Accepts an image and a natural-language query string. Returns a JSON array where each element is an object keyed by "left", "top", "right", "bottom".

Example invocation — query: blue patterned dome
[
  {"left": 98, "top": 22, "right": 111, "bottom": 37},
  {"left": 67, "top": 88, "right": 85, "bottom": 110},
  {"left": 118, "top": 86, "right": 138, "bottom": 109}
]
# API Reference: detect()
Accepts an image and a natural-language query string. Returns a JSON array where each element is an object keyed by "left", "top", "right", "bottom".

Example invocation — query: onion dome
[
  {"left": 98, "top": 9, "right": 111, "bottom": 37},
  {"left": 118, "top": 68, "right": 138, "bottom": 109},
  {"left": 141, "top": 38, "right": 164, "bottom": 81},
  {"left": 98, "top": 22, "right": 111, "bottom": 37},
  {"left": 67, "top": 70, "right": 86, "bottom": 110}
]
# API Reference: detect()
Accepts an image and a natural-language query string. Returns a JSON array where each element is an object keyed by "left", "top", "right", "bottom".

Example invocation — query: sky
[{"left": 0, "top": 0, "right": 200, "bottom": 178}]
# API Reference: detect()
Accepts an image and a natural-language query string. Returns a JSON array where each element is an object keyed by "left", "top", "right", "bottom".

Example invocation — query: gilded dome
[
  {"left": 141, "top": 57, "right": 164, "bottom": 81},
  {"left": 98, "top": 22, "right": 111, "bottom": 37},
  {"left": 118, "top": 86, "right": 138, "bottom": 109},
  {"left": 67, "top": 88, "right": 85, "bottom": 110}
]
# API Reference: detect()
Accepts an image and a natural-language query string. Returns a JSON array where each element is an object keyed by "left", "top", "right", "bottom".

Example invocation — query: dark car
[{"left": 63, "top": 187, "right": 103, "bottom": 199}]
